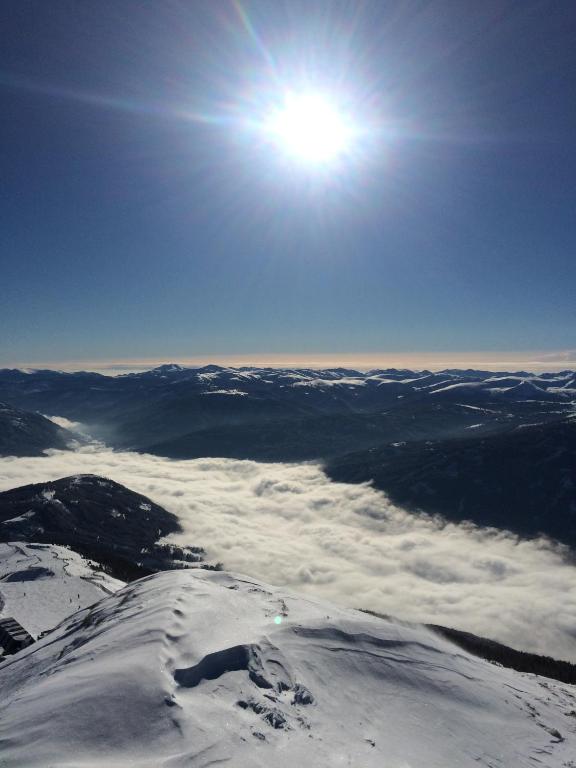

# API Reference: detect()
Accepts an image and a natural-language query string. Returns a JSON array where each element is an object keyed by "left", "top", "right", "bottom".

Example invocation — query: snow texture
[
  {"left": 0, "top": 568, "right": 575, "bottom": 767},
  {"left": 0, "top": 542, "right": 123, "bottom": 636}
]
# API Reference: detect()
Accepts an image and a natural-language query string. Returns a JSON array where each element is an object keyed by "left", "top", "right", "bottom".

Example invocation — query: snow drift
[{"left": 0, "top": 568, "right": 574, "bottom": 767}]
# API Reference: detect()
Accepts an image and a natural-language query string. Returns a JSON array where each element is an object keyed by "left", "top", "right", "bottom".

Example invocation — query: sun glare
[{"left": 265, "top": 92, "right": 353, "bottom": 165}]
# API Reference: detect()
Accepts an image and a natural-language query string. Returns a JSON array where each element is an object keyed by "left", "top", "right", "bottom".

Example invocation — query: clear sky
[{"left": 1, "top": 0, "right": 575, "bottom": 367}]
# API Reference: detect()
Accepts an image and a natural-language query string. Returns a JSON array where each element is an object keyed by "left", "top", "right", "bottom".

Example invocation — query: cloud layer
[{"left": 1, "top": 444, "right": 575, "bottom": 661}]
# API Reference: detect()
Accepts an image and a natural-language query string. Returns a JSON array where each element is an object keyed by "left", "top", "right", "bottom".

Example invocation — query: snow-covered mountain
[
  {"left": 0, "top": 568, "right": 574, "bottom": 767},
  {"left": 0, "top": 475, "right": 207, "bottom": 579},
  {"left": 0, "top": 365, "right": 574, "bottom": 451},
  {"left": 1, "top": 365, "right": 574, "bottom": 463}
]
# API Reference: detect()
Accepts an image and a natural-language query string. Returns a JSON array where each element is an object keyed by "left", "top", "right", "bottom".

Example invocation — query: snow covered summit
[{"left": 0, "top": 568, "right": 574, "bottom": 767}]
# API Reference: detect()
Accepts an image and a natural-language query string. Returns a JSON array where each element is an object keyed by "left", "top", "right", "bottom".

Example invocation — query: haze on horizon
[
  {"left": 4, "top": 350, "right": 576, "bottom": 377},
  {"left": 2, "top": 0, "right": 575, "bottom": 364}
]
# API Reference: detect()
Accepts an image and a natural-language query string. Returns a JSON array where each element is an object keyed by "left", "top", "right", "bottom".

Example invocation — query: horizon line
[{"left": 2, "top": 350, "right": 576, "bottom": 376}]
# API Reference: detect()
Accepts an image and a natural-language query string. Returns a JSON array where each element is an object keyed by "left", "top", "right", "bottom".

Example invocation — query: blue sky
[{"left": 1, "top": 0, "right": 575, "bottom": 367}]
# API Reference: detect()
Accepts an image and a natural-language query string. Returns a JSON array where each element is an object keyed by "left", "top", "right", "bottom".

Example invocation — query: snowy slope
[
  {"left": 0, "top": 542, "right": 123, "bottom": 637},
  {"left": 0, "top": 569, "right": 574, "bottom": 767}
]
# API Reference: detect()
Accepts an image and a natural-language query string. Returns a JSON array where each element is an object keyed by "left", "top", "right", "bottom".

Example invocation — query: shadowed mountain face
[
  {"left": 0, "top": 475, "right": 204, "bottom": 580},
  {"left": 141, "top": 399, "right": 575, "bottom": 461},
  {"left": 327, "top": 419, "right": 576, "bottom": 547},
  {"left": 0, "top": 403, "right": 74, "bottom": 457}
]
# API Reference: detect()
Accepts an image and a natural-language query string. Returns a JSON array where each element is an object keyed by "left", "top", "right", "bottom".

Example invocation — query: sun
[{"left": 265, "top": 92, "right": 353, "bottom": 165}]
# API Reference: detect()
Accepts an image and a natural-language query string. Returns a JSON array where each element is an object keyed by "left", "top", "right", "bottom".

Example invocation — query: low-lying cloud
[{"left": 1, "top": 444, "right": 575, "bottom": 662}]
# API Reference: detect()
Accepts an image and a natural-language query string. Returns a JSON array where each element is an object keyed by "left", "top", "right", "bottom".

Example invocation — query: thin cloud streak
[{"left": 0, "top": 445, "right": 575, "bottom": 662}]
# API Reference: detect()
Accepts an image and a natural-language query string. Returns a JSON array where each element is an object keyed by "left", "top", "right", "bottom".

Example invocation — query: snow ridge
[{"left": 0, "top": 569, "right": 574, "bottom": 767}]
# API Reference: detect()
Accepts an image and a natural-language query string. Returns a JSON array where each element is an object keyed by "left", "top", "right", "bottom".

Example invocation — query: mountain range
[{"left": 1, "top": 364, "right": 574, "bottom": 549}]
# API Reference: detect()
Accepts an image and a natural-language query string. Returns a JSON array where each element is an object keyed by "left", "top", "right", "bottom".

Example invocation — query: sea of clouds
[{"left": 1, "top": 434, "right": 575, "bottom": 662}]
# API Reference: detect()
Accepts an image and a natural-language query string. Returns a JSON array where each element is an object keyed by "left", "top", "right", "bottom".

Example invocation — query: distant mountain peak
[{"left": 151, "top": 364, "right": 187, "bottom": 373}]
